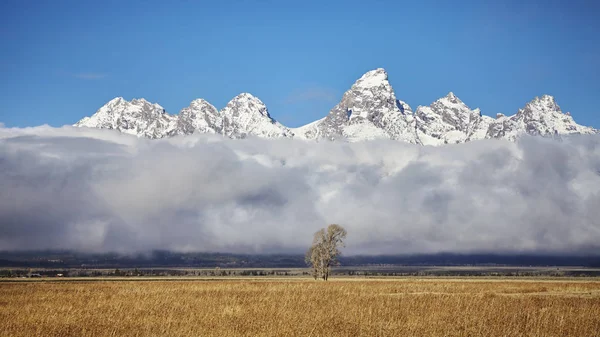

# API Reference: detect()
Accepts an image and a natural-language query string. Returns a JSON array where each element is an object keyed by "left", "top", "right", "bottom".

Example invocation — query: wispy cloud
[
  {"left": 1, "top": 127, "right": 600, "bottom": 255},
  {"left": 73, "top": 72, "right": 107, "bottom": 80},
  {"left": 284, "top": 87, "right": 338, "bottom": 104}
]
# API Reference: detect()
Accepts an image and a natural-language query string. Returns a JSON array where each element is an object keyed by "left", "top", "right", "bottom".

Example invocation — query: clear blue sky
[{"left": 1, "top": 0, "right": 599, "bottom": 128}]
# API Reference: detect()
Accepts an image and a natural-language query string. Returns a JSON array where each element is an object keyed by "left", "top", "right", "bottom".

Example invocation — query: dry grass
[{"left": 1, "top": 278, "right": 599, "bottom": 336}]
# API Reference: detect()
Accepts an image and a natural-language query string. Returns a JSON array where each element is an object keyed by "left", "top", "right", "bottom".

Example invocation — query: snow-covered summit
[
  {"left": 414, "top": 92, "right": 492, "bottom": 145},
  {"left": 168, "top": 99, "right": 221, "bottom": 136},
  {"left": 293, "top": 68, "right": 419, "bottom": 143},
  {"left": 220, "top": 93, "right": 293, "bottom": 139},
  {"left": 486, "top": 94, "right": 597, "bottom": 141},
  {"left": 353, "top": 68, "right": 389, "bottom": 89},
  {"left": 75, "top": 96, "right": 174, "bottom": 139}
]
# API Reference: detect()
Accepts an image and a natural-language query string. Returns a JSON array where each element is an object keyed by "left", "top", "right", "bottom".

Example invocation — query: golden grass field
[{"left": 1, "top": 278, "right": 600, "bottom": 337}]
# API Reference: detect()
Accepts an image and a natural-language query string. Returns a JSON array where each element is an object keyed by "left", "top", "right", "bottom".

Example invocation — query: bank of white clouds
[{"left": 1, "top": 125, "right": 599, "bottom": 255}]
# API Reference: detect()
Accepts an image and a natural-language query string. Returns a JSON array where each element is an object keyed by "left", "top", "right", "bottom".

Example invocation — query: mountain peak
[
  {"left": 415, "top": 92, "right": 481, "bottom": 145},
  {"left": 106, "top": 97, "right": 125, "bottom": 105},
  {"left": 231, "top": 92, "right": 259, "bottom": 101},
  {"left": 189, "top": 98, "right": 214, "bottom": 108},
  {"left": 220, "top": 92, "right": 292, "bottom": 139},
  {"left": 530, "top": 94, "right": 556, "bottom": 104},
  {"left": 537, "top": 94, "right": 556, "bottom": 102},
  {"left": 74, "top": 97, "right": 173, "bottom": 138},
  {"left": 353, "top": 68, "right": 389, "bottom": 89},
  {"left": 487, "top": 94, "right": 597, "bottom": 140},
  {"left": 523, "top": 94, "right": 560, "bottom": 115},
  {"left": 130, "top": 98, "right": 149, "bottom": 104},
  {"left": 170, "top": 98, "right": 220, "bottom": 136},
  {"left": 295, "top": 67, "right": 419, "bottom": 143},
  {"left": 438, "top": 92, "right": 464, "bottom": 105},
  {"left": 225, "top": 93, "right": 268, "bottom": 117}
]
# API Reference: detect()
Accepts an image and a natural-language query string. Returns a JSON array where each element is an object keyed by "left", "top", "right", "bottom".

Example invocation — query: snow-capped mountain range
[{"left": 75, "top": 68, "right": 598, "bottom": 145}]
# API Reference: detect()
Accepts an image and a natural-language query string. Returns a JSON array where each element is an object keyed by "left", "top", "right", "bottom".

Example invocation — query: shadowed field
[{"left": 1, "top": 279, "right": 599, "bottom": 336}]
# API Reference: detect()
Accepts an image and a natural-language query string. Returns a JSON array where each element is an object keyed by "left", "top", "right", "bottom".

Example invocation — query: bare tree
[
  {"left": 306, "top": 224, "right": 347, "bottom": 281},
  {"left": 305, "top": 245, "right": 319, "bottom": 280}
]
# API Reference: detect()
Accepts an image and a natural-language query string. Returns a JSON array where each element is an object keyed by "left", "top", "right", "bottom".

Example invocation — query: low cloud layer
[{"left": 1, "top": 125, "right": 600, "bottom": 255}]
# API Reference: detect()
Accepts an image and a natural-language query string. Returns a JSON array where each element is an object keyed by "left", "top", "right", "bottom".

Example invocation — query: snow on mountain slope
[
  {"left": 293, "top": 68, "right": 419, "bottom": 143},
  {"left": 414, "top": 92, "right": 494, "bottom": 146},
  {"left": 74, "top": 70, "right": 598, "bottom": 144},
  {"left": 220, "top": 93, "right": 293, "bottom": 139},
  {"left": 290, "top": 117, "right": 325, "bottom": 140},
  {"left": 468, "top": 112, "right": 494, "bottom": 141},
  {"left": 486, "top": 95, "right": 598, "bottom": 141},
  {"left": 76, "top": 94, "right": 292, "bottom": 140},
  {"left": 75, "top": 97, "right": 175, "bottom": 139},
  {"left": 168, "top": 99, "right": 221, "bottom": 136}
]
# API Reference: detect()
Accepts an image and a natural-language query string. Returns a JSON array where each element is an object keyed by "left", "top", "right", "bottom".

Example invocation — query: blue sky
[{"left": 1, "top": 0, "right": 599, "bottom": 128}]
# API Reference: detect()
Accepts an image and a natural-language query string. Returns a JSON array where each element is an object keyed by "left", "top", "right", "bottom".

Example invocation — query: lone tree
[{"left": 305, "top": 224, "right": 347, "bottom": 281}]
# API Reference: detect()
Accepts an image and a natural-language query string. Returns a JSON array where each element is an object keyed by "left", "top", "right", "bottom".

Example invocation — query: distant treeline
[
  {"left": 0, "top": 250, "right": 599, "bottom": 269},
  {"left": 3, "top": 267, "right": 600, "bottom": 278}
]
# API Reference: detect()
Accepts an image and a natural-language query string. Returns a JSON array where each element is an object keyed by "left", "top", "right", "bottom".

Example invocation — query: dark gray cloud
[{"left": 1, "top": 126, "right": 599, "bottom": 255}]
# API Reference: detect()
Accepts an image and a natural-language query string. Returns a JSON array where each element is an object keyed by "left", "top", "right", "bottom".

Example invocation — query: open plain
[{"left": 1, "top": 278, "right": 599, "bottom": 337}]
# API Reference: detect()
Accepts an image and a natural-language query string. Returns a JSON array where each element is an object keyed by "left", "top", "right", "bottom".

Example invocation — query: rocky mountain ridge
[
  {"left": 75, "top": 69, "right": 598, "bottom": 144},
  {"left": 76, "top": 93, "right": 291, "bottom": 140}
]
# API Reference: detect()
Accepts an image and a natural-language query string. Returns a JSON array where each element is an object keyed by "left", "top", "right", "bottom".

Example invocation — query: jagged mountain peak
[
  {"left": 130, "top": 98, "right": 149, "bottom": 104},
  {"left": 445, "top": 91, "right": 458, "bottom": 100},
  {"left": 425, "top": 92, "right": 472, "bottom": 117},
  {"left": 233, "top": 92, "right": 259, "bottom": 99},
  {"left": 414, "top": 92, "right": 489, "bottom": 145},
  {"left": 353, "top": 68, "right": 389, "bottom": 89},
  {"left": 75, "top": 97, "right": 173, "bottom": 139},
  {"left": 434, "top": 92, "right": 468, "bottom": 108},
  {"left": 533, "top": 94, "right": 556, "bottom": 102},
  {"left": 293, "top": 68, "right": 419, "bottom": 143},
  {"left": 79, "top": 97, "right": 166, "bottom": 120},
  {"left": 221, "top": 93, "right": 292, "bottom": 139},
  {"left": 517, "top": 94, "right": 563, "bottom": 123},
  {"left": 168, "top": 98, "right": 220, "bottom": 137},
  {"left": 486, "top": 95, "right": 597, "bottom": 140},
  {"left": 522, "top": 94, "right": 560, "bottom": 114},
  {"left": 188, "top": 98, "right": 216, "bottom": 109},
  {"left": 98, "top": 97, "right": 166, "bottom": 113},
  {"left": 106, "top": 96, "right": 125, "bottom": 105},
  {"left": 94, "top": 97, "right": 132, "bottom": 112},
  {"left": 224, "top": 92, "right": 271, "bottom": 118}
]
